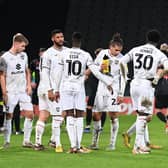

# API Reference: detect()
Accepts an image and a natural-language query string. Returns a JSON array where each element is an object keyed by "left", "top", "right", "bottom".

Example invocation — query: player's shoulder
[
  {"left": 98, "top": 49, "right": 108, "bottom": 55},
  {"left": 62, "top": 46, "right": 70, "bottom": 51},
  {"left": 95, "top": 49, "right": 108, "bottom": 60},
  {"left": 81, "top": 49, "right": 91, "bottom": 57},
  {"left": 44, "top": 47, "right": 53, "bottom": 55},
  {"left": 129, "top": 45, "right": 143, "bottom": 53},
  {"left": 61, "top": 46, "right": 70, "bottom": 54},
  {"left": 19, "top": 51, "right": 28, "bottom": 58},
  {"left": 70, "top": 48, "right": 91, "bottom": 57},
  {"left": 42, "top": 47, "right": 55, "bottom": 59},
  {"left": 1, "top": 51, "right": 8, "bottom": 59},
  {"left": 2, "top": 51, "right": 26, "bottom": 58},
  {"left": 117, "top": 53, "right": 124, "bottom": 59},
  {"left": 144, "top": 44, "right": 167, "bottom": 57}
]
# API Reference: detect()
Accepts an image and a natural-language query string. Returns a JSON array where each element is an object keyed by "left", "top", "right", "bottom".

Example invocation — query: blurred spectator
[
  {"left": 154, "top": 43, "right": 168, "bottom": 134},
  {"left": 12, "top": 104, "right": 23, "bottom": 135},
  {"left": 30, "top": 48, "right": 46, "bottom": 115},
  {"left": 84, "top": 48, "right": 107, "bottom": 133}
]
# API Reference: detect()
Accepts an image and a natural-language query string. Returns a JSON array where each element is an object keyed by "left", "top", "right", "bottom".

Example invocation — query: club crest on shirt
[
  {"left": 114, "top": 60, "right": 119, "bottom": 64},
  {"left": 20, "top": 55, "right": 24, "bottom": 60},
  {"left": 56, "top": 107, "right": 60, "bottom": 112}
]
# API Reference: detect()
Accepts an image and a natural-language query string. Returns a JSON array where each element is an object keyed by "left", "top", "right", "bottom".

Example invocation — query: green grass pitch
[{"left": 0, "top": 115, "right": 167, "bottom": 168}]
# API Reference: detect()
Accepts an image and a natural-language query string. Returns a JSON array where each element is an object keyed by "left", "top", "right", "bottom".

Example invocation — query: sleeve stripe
[{"left": 42, "top": 66, "right": 50, "bottom": 70}]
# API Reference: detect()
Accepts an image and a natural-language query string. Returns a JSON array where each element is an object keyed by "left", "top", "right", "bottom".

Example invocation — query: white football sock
[
  {"left": 50, "top": 116, "right": 55, "bottom": 142},
  {"left": 66, "top": 116, "right": 76, "bottom": 148},
  {"left": 134, "top": 116, "right": 146, "bottom": 149},
  {"left": 4, "top": 119, "right": 12, "bottom": 143},
  {"left": 76, "top": 117, "right": 83, "bottom": 149},
  {"left": 23, "top": 118, "right": 33, "bottom": 143},
  {"left": 92, "top": 120, "right": 101, "bottom": 146},
  {"left": 52, "top": 116, "right": 64, "bottom": 147},
  {"left": 144, "top": 124, "right": 150, "bottom": 145},
  {"left": 35, "top": 120, "right": 45, "bottom": 145},
  {"left": 110, "top": 118, "right": 119, "bottom": 148}
]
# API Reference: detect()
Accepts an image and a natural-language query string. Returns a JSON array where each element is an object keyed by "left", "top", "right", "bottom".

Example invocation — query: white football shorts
[
  {"left": 6, "top": 92, "right": 33, "bottom": 113},
  {"left": 38, "top": 94, "right": 62, "bottom": 115}
]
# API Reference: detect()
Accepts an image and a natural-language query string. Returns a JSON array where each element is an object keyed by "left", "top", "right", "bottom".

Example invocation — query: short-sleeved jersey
[
  {"left": 95, "top": 49, "right": 123, "bottom": 95},
  {"left": 121, "top": 43, "right": 168, "bottom": 79},
  {"left": 0, "top": 51, "right": 28, "bottom": 93},
  {"left": 59, "top": 47, "right": 94, "bottom": 92},
  {"left": 38, "top": 46, "right": 68, "bottom": 95}
]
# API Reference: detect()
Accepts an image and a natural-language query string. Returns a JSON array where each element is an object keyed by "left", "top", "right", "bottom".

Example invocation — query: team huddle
[{"left": 0, "top": 29, "right": 168, "bottom": 154}]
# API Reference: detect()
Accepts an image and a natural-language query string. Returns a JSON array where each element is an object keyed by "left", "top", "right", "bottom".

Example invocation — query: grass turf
[{"left": 0, "top": 115, "right": 167, "bottom": 168}]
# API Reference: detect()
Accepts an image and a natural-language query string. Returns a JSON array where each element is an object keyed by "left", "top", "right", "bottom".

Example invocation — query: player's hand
[
  {"left": 26, "top": 85, "right": 32, "bottom": 95},
  {"left": 101, "top": 63, "right": 108, "bottom": 71},
  {"left": 84, "top": 75, "right": 89, "bottom": 81},
  {"left": 31, "top": 82, "right": 37, "bottom": 89},
  {"left": 55, "top": 91, "right": 60, "bottom": 103},
  {"left": 107, "top": 85, "right": 113, "bottom": 94},
  {"left": 2, "top": 92, "right": 8, "bottom": 105},
  {"left": 117, "top": 96, "right": 124, "bottom": 104},
  {"left": 48, "top": 90, "right": 55, "bottom": 101}
]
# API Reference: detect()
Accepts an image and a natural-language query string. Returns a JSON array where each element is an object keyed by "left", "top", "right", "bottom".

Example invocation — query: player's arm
[
  {"left": 54, "top": 57, "right": 64, "bottom": 102},
  {"left": 84, "top": 68, "right": 91, "bottom": 80},
  {"left": 117, "top": 62, "right": 128, "bottom": 103},
  {"left": 25, "top": 67, "right": 32, "bottom": 95},
  {"left": 41, "top": 54, "right": 55, "bottom": 101},
  {"left": 87, "top": 54, "right": 113, "bottom": 91},
  {"left": 152, "top": 55, "right": 168, "bottom": 86},
  {"left": 163, "top": 59, "right": 168, "bottom": 74}
]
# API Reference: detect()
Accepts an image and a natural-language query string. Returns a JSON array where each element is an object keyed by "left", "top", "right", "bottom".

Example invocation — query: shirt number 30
[{"left": 135, "top": 53, "right": 153, "bottom": 70}]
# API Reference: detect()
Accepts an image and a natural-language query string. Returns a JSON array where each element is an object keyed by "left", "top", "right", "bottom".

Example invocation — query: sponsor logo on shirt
[{"left": 11, "top": 63, "right": 24, "bottom": 74}]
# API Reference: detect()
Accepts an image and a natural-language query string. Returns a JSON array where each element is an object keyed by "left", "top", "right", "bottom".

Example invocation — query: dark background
[{"left": 1, "top": 0, "right": 168, "bottom": 60}]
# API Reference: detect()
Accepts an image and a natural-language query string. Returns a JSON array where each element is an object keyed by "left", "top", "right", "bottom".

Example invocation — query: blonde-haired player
[{"left": 0, "top": 33, "right": 34, "bottom": 148}]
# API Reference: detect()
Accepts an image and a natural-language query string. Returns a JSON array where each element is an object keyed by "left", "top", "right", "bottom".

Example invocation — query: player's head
[
  {"left": 38, "top": 48, "right": 46, "bottom": 57},
  {"left": 146, "top": 29, "right": 161, "bottom": 45},
  {"left": 109, "top": 33, "right": 123, "bottom": 56},
  {"left": 51, "top": 29, "right": 64, "bottom": 47},
  {"left": 160, "top": 43, "right": 168, "bottom": 51},
  {"left": 12, "top": 33, "right": 29, "bottom": 53},
  {"left": 72, "top": 32, "right": 82, "bottom": 48},
  {"left": 94, "top": 48, "right": 103, "bottom": 56}
]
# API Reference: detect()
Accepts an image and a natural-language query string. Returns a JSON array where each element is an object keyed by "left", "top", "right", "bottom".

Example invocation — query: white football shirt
[
  {"left": 0, "top": 51, "right": 28, "bottom": 93},
  {"left": 37, "top": 46, "right": 68, "bottom": 95},
  {"left": 95, "top": 49, "right": 124, "bottom": 95},
  {"left": 121, "top": 43, "right": 168, "bottom": 79},
  {"left": 59, "top": 47, "right": 94, "bottom": 92}
]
